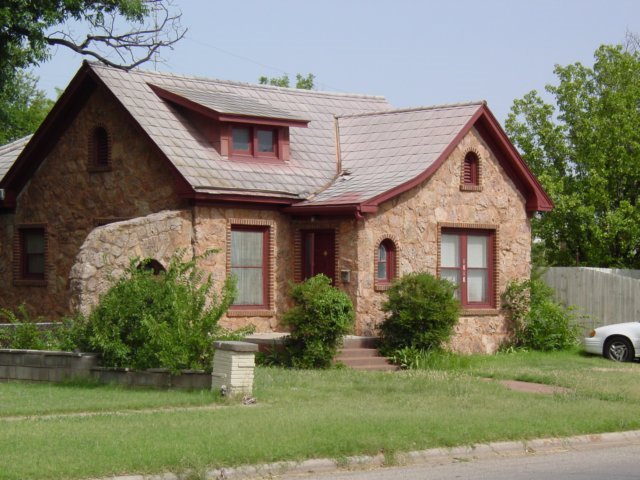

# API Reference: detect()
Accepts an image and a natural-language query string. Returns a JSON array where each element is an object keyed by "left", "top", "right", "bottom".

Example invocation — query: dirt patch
[{"left": 482, "top": 378, "right": 571, "bottom": 395}]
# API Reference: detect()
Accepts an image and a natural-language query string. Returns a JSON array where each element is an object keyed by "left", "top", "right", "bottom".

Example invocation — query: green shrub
[
  {"left": 389, "top": 346, "right": 472, "bottom": 370},
  {"left": 281, "top": 274, "right": 354, "bottom": 369},
  {"left": 378, "top": 272, "right": 460, "bottom": 354},
  {"left": 0, "top": 305, "right": 55, "bottom": 349},
  {"left": 502, "top": 278, "right": 579, "bottom": 351},
  {"left": 87, "top": 250, "right": 243, "bottom": 373}
]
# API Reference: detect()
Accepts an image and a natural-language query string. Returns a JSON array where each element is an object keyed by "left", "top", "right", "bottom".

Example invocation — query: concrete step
[
  {"left": 335, "top": 345, "right": 398, "bottom": 371},
  {"left": 336, "top": 348, "right": 381, "bottom": 359},
  {"left": 342, "top": 336, "right": 379, "bottom": 349}
]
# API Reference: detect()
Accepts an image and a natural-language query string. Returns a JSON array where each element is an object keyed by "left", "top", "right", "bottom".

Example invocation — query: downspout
[{"left": 334, "top": 116, "right": 342, "bottom": 174}]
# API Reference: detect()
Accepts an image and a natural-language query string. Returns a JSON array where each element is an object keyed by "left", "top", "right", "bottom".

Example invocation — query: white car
[{"left": 584, "top": 322, "right": 640, "bottom": 362}]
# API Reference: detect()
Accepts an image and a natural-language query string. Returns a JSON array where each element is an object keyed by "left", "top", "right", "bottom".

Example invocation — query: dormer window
[{"left": 231, "top": 126, "right": 278, "bottom": 158}]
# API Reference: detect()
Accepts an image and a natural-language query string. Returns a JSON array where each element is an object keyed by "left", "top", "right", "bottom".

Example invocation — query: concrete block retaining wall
[{"left": 0, "top": 349, "right": 216, "bottom": 390}]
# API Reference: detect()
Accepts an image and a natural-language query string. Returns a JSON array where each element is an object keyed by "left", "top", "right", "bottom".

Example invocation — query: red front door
[{"left": 302, "top": 230, "right": 336, "bottom": 284}]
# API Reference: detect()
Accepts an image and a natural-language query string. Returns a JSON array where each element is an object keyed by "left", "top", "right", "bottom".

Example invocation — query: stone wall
[
  {"left": 0, "top": 85, "right": 186, "bottom": 318},
  {"left": 69, "top": 210, "right": 193, "bottom": 315},
  {"left": 192, "top": 205, "right": 294, "bottom": 332},
  {"left": 354, "top": 128, "right": 532, "bottom": 352}
]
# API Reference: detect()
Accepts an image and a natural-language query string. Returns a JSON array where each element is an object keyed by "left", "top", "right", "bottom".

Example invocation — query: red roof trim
[
  {"left": 191, "top": 192, "right": 295, "bottom": 207},
  {"left": 474, "top": 106, "right": 553, "bottom": 212},
  {"left": 1, "top": 63, "right": 96, "bottom": 194},
  {"left": 361, "top": 106, "right": 485, "bottom": 207},
  {"left": 149, "top": 84, "right": 309, "bottom": 128},
  {"left": 282, "top": 203, "right": 377, "bottom": 217},
  {"left": 359, "top": 104, "right": 553, "bottom": 214}
]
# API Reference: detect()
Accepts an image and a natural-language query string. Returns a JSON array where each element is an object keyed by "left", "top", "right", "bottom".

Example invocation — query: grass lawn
[{"left": 1, "top": 349, "right": 638, "bottom": 480}]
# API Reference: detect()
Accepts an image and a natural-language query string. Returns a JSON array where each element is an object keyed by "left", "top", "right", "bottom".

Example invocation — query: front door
[{"left": 302, "top": 230, "right": 336, "bottom": 284}]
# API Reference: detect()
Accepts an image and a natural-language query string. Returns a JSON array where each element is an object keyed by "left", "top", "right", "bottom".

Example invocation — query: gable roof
[
  {"left": 298, "top": 103, "right": 484, "bottom": 208},
  {"left": 0, "top": 135, "right": 31, "bottom": 183},
  {"left": 0, "top": 62, "right": 552, "bottom": 215}
]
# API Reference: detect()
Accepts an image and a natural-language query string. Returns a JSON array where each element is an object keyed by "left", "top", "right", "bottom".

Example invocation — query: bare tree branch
[{"left": 45, "top": 0, "right": 186, "bottom": 70}]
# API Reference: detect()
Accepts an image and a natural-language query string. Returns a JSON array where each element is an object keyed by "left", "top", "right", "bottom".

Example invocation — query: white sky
[{"left": 32, "top": 0, "right": 640, "bottom": 124}]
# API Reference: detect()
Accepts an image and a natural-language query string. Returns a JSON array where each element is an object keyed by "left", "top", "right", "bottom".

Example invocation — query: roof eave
[
  {"left": 358, "top": 104, "right": 553, "bottom": 214},
  {"left": 149, "top": 84, "right": 309, "bottom": 128}
]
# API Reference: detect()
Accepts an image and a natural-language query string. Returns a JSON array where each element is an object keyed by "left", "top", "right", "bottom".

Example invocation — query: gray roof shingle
[
  {"left": 300, "top": 103, "right": 483, "bottom": 206},
  {"left": 0, "top": 135, "right": 31, "bottom": 182},
  {"left": 91, "top": 63, "right": 392, "bottom": 199}
]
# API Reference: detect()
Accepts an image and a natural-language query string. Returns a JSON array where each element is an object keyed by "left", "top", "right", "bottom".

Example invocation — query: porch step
[{"left": 335, "top": 345, "right": 398, "bottom": 371}]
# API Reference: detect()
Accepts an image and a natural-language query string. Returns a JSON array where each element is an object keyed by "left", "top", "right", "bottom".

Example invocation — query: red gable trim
[
  {"left": 0, "top": 62, "right": 195, "bottom": 202},
  {"left": 0, "top": 64, "right": 97, "bottom": 197},
  {"left": 149, "top": 84, "right": 310, "bottom": 128},
  {"left": 360, "top": 104, "right": 553, "bottom": 214}
]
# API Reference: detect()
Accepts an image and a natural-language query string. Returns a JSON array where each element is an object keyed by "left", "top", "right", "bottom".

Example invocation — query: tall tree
[
  {"left": 0, "top": 0, "right": 185, "bottom": 93},
  {"left": 259, "top": 73, "right": 315, "bottom": 89},
  {"left": 0, "top": 70, "right": 54, "bottom": 145},
  {"left": 506, "top": 43, "right": 640, "bottom": 267}
]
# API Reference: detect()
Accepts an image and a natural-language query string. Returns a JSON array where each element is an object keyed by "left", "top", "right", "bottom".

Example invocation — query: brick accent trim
[
  {"left": 436, "top": 222, "right": 500, "bottom": 314},
  {"left": 13, "top": 223, "right": 48, "bottom": 287},
  {"left": 459, "top": 147, "right": 483, "bottom": 192},
  {"left": 373, "top": 234, "right": 401, "bottom": 292},
  {"left": 87, "top": 124, "right": 112, "bottom": 172},
  {"left": 226, "top": 218, "right": 276, "bottom": 316}
]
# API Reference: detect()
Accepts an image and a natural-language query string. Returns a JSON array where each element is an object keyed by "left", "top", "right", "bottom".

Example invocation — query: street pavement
[{"left": 276, "top": 441, "right": 640, "bottom": 480}]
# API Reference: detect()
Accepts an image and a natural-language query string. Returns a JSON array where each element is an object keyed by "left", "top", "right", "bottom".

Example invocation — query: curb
[{"left": 96, "top": 429, "right": 640, "bottom": 480}]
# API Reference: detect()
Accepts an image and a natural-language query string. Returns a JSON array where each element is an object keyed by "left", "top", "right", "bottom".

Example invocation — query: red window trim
[
  {"left": 463, "top": 152, "right": 479, "bottom": 186},
  {"left": 15, "top": 226, "right": 47, "bottom": 285},
  {"left": 375, "top": 239, "right": 396, "bottom": 285},
  {"left": 230, "top": 125, "right": 279, "bottom": 159},
  {"left": 441, "top": 228, "right": 495, "bottom": 308},
  {"left": 229, "top": 225, "right": 270, "bottom": 310}
]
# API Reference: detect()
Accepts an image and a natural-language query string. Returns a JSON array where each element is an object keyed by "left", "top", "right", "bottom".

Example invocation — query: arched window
[
  {"left": 89, "top": 127, "right": 110, "bottom": 169},
  {"left": 463, "top": 151, "right": 479, "bottom": 186},
  {"left": 376, "top": 238, "right": 396, "bottom": 286}
]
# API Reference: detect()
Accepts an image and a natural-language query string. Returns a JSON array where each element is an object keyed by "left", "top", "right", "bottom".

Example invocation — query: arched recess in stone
[{"left": 69, "top": 210, "right": 193, "bottom": 316}]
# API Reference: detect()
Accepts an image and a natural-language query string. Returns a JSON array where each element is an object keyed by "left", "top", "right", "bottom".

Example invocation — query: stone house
[{"left": 0, "top": 62, "right": 552, "bottom": 353}]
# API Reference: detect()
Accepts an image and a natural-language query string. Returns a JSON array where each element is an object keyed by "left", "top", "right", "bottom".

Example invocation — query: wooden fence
[{"left": 542, "top": 267, "right": 640, "bottom": 332}]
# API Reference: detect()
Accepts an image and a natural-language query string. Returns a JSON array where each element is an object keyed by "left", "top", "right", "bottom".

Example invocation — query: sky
[{"left": 32, "top": 0, "right": 640, "bottom": 125}]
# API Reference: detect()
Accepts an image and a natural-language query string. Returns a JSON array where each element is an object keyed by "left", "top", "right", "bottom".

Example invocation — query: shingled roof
[
  {"left": 300, "top": 103, "right": 485, "bottom": 207},
  {"left": 0, "top": 136, "right": 31, "bottom": 183},
  {"left": 90, "top": 63, "right": 391, "bottom": 199},
  {"left": 1, "top": 62, "right": 552, "bottom": 214}
]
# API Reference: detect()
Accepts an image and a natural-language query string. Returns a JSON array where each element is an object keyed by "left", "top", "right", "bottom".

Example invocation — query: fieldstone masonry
[
  {"left": 69, "top": 210, "right": 193, "bottom": 315},
  {"left": 211, "top": 341, "right": 258, "bottom": 396}
]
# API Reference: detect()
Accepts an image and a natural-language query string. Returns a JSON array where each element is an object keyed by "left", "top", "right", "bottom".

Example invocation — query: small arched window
[
  {"left": 463, "top": 151, "right": 479, "bottom": 187},
  {"left": 89, "top": 127, "right": 110, "bottom": 170},
  {"left": 376, "top": 239, "right": 396, "bottom": 286}
]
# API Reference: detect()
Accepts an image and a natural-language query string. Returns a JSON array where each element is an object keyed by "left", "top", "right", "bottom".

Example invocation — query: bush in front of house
[
  {"left": 502, "top": 278, "right": 579, "bottom": 351},
  {"left": 378, "top": 272, "right": 461, "bottom": 355},
  {"left": 280, "top": 274, "right": 355, "bottom": 369},
  {"left": 86, "top": 250, "right": 248, "bottom": 373}
]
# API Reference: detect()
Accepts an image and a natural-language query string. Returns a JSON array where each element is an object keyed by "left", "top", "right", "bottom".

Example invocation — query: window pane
[
  {"left": 257, "top": 130, "right": 275, "bottom": 153},
  {"left": 232, "top": 127, "right": 251, "bottom": 151},
  {"left": 441, "top": 269, "right": 461, "bottom": 299},
  {"left": 232, "top": 267, "right": 263, "bottom": 305},
  {"left": 25, "top": 231, "right": 44, "bottom": 254},
  {"left": 377, "top": 244, "right": 388, "bottom": 280},
  {"left": 441, "top": 234, "right": 459, "bottom": 267},
  {"left": 28, "top": 254, "right": 45, "bottom": 275},
  {"left": 467, "top": 270, "right": 488, "bottom": 303},
  {"left": 467, "top": 235, "right": 487, "bottom": 268},
  {"left": 231, "top": 230, "right": 263, "bottom": 266}
]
